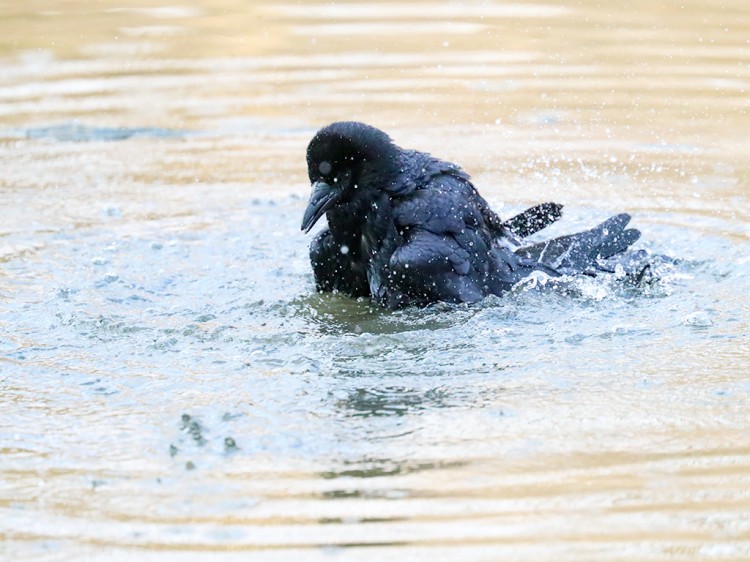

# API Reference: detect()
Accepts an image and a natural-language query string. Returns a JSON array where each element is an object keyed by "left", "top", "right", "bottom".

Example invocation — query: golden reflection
[{"left": 1, "top": 0, "right": 749, "bottom": 559}]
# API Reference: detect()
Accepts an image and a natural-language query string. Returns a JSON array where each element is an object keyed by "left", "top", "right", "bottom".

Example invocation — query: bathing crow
[{"left": 301, "top": 121, "right": 640, "bottom": 308}]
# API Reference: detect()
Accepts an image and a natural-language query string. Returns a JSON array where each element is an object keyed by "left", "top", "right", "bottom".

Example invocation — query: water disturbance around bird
[{"left": 1, "top": 1, "right": 749, "bottom": 561}]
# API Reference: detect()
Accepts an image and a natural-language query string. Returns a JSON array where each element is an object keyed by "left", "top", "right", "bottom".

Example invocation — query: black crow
[{"left": 301, "top": 121, "right": 641, "bottom": 308}]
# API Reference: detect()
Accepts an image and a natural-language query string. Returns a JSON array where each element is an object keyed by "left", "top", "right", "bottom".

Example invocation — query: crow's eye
[{"left": 318, "top": 161, "right": 332, "bottom": 175}]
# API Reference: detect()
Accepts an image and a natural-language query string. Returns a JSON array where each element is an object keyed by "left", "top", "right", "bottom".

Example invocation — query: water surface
[{"left": 1, "top": 1, "right": 750, "bottom": 560}]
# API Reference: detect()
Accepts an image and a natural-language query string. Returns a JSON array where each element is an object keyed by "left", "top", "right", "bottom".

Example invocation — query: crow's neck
[
  {"left": 327, "top": 207, "right": 362, "bottom": 246},
  {"left": 326, "top": 188, "right": 392, "bottom": 260},
  {"left": 325, "top": 153, "right": 400, "bottom": 257},
  {"left": 326, "top": 199, "right": 368, "bottom": 259}
]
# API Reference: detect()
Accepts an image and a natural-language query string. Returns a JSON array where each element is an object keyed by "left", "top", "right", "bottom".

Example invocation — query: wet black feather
[{"left": 302, "top": 122, "right": 642, "bottom": 308}]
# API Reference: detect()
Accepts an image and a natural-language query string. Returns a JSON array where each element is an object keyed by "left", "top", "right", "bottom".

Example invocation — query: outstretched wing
[{"left": 516, "top": 213, "right": 641, "bottom": 274}]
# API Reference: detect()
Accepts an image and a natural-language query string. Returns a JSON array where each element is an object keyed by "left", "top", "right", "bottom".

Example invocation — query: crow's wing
[
  {"left": 386, "top": 228, "right": 559, "bottom": 307},
  {"left": 385, "top": 176, "right": 554, "bottom": 306},
  {"left": 393, "top": 153, "right": 564, "bottom": 242},
  {"left": 386, "top": 229, "right": 486, "bottom": 305},
  {"left": 384, "top": 175, "right": 490, "bottom": 305},
  {"left": 516, "top": 213, "right": 641, "bottom": 274},
  {"left": 392, "top": 153, "right": 509, "bottom": 233},
  {"left": 392, "top": 177, "right": 486, "bottom": 234}
]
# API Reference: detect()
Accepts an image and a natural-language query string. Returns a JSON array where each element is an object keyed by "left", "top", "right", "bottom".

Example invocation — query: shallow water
[{"left": 1, "top": 1, "right": 750, "bottom": 560}]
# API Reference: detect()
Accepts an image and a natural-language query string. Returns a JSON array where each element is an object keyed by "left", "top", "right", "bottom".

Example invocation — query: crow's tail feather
[
  {"left": 502, "top": 202, "right": 563, "bottom": 238},
  {"left": 515, "top": 213, "right": 641, "bottom": 275}
]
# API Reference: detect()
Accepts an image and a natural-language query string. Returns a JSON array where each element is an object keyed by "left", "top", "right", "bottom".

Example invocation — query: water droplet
[{"left": 683, "top": 311, "right": 712, "bottom": 328}]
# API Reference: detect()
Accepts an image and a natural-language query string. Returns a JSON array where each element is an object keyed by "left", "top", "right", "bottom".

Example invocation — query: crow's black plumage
[{"left": 301, "top": 121, "right": 641, "bottom": 308}]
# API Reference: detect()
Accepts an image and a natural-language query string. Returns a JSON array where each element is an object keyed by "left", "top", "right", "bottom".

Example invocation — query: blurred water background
[{"left": 1, "top": 1, "right": 749, "bottom": 560}]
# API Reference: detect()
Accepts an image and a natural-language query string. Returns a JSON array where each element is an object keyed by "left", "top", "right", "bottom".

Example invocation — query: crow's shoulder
[
  {"left": 391, "top": 183, "right": 487, "bottom": 235},
  {"left": 390, "top": 150, "right": 499, "bottom": 235},
  {"left": 389, "top": 149, "right": 472, "bottom": 195}
]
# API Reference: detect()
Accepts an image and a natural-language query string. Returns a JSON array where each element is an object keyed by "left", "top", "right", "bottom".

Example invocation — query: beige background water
[{"left": 1, "top": 1, "right": 750, "bottom": 561}]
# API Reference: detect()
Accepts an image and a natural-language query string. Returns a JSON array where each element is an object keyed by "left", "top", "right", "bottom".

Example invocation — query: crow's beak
[{"left": 301, "top": 181, "right": 340, "bottom": 233}]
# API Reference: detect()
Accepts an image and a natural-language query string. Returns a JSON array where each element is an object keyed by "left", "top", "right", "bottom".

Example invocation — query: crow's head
[{"left": 301, "top": 121, "right": 398, "bottom": 233}]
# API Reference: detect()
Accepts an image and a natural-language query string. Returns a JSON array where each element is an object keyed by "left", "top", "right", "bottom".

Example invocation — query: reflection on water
[
  {"left": 1, "top": 0, "right": 750, "bottom": 560},
  {"left": 20, "top": 123, "right": 188, "bottom": 142}
]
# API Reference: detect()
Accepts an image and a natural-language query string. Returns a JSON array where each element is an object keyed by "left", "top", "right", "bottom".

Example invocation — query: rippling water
[{"left": 1, "top": 1, "right": 750, "bottom": 560}]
